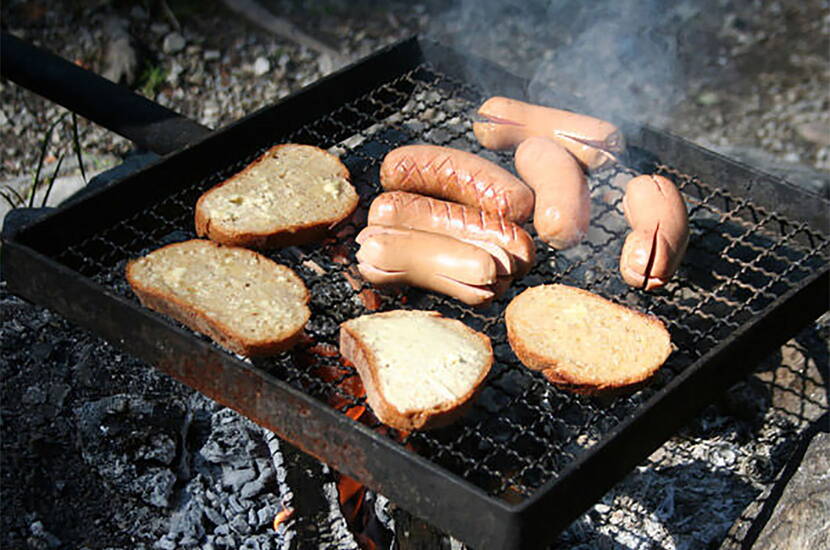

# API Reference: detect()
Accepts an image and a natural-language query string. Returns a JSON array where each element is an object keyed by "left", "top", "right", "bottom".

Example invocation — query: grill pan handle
[{"left": 1, "top": 32, "right": 210, "bottom": 155}]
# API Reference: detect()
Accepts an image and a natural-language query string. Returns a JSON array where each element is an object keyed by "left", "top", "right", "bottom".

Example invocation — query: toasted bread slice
[
  {"left": 505, "top": 284, "right": 671, "bottom": 393},
  {"left": 126, "top": 239, "right": 310, "bottom": 356},
  {"left": 340, "top": 310, "right": 493, "bottom": 430},
  {"left": 195, "top": 143, "right": 358, "bottom": 248}
]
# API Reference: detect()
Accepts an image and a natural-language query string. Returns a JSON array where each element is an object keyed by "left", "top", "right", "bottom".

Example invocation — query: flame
[
  {"left": 301, "top": 342, "right": 406, "bottom": 548},
  {"left": 272, "top": 507, "right": 294, "bottom": 531}
]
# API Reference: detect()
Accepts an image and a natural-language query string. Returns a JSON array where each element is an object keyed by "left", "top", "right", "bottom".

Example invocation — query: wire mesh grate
[{"left": 52, "top": 61, "right": 829, "bottom": 503}]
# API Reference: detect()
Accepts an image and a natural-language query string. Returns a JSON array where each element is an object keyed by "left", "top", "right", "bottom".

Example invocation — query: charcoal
[
  {"left": 256, "top": 504, "right": 278, "bottom": 528},
  {"left": 138, "top": 468, "right": 177, "bottom": 508},
  {"left": 137, "top": 433, "right": 177, "bottom": 465},
  {"left": 222, "top": 466, "right": 256, "bottom": 491},
  {"left": 204, "top": 505, "right": 225, "bottom": 527},
  {"left": 240, "top": 477, "right": 266, "bottom": 499},
  {"left": 28, "top": 521, "right": 61, "bottom": 549},
  {"left": 230, "top": 513, "right": 251, "bottom": 534},
  {"left": 22, "top": 385, "right": 47, "bottom": 405}
]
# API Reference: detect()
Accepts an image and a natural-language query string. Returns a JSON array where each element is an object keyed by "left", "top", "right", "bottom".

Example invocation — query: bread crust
[
  {"left": 194, "top": 144, "right": 358, "bottom": 249},
  {"left": 505, "top": 284, "right": 671, "bottom": 394},
  {"left": 339, "top": 311, "right": 493, "bottom": 431},
  {"left": 126, "top": 240, "right": 310, "bottom": 357}
]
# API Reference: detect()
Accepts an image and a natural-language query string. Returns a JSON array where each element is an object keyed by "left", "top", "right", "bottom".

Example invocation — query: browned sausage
[
  {"left": 355, "top": 225, "right": 500, "bottom": 306},
  {"left": 514, "top": 137, "right": 591, "bottom": 250},
  {"left": 620, "top": 174, "right": 689, "bottom": 290},
  {"left": 379, "top": 144, "right": 534, "bottom": 223},
  {"left": 473, "top": 96, "right": 624, "bottom": 171},
  {"left": 367, "top": 191, "right": 536, "bottom": 277}
]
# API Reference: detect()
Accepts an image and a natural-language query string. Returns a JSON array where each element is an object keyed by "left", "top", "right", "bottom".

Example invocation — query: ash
[{"left": 2, "top": 276, "right": 826, "bottom": 548}]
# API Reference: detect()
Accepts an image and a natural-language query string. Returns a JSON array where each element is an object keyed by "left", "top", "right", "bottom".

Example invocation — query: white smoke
[{"left": 428, "top": 0, "right": 710, "bottom": 127}]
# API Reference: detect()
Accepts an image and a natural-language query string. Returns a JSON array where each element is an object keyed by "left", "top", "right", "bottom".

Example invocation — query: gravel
[{"left": 1, "top": 0, "right": 828, "bottom": 548}]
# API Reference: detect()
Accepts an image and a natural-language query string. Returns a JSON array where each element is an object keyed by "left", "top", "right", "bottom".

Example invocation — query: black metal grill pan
[{"left": 2, "top": 34, "right": 828, "bottom": 549}]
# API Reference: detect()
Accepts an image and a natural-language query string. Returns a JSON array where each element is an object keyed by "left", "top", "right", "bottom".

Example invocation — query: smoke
[{"left": 428, "top": 0, "right": 707, "bottom": 127}]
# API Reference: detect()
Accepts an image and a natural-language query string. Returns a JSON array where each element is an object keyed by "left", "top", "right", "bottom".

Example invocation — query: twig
[
  {"left": 159, "top": 0, "right": 182, "bottom": 32},
  {"left": 220, "top": 0, "right": 342, "bottom": 61}
]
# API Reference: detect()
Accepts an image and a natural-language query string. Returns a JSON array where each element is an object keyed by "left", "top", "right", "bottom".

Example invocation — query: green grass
[
  {"left": 1, "top": 111, "right": 88, "bottom": 210},
  {"left": 138, "top": 63, "right": 168, "bottom": 98}
]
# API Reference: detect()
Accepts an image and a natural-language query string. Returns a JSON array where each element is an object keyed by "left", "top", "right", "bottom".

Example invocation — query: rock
[
  {"left": 752, "top": 432, "right": 830, "bottom": 550},
  {"left": 796, "top": 121, "right": 830, "bottom": 147},
  {"left": 204, "top": 50, "right": 221, "bottom": 61},
  {"left": 101, "top": 16, "right": 138, "bottom": 86},
  {"left": 162, "top": 32, "right": 186, "bottom": 55},
  {"left": 252, "top": 56, "right": 270, "bottom": 76}
]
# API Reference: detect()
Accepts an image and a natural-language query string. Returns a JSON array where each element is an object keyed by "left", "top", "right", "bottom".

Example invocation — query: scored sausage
[
  {"left": 379, "top": 144, "right": 534, "bottom": 224},
  {"left": 620, "top": 174, "right": 689, "bottom": 290},
  {"left": 514, "top": 137, "right": 591, "bottom": 250},
  {"left": 355, "top": 225, "right": 501, "bottom": 306},
  {"left": 474, "top": 96, "right": 625, "bottom": 172},
  {"left": 368, "top": 191, "right": 536, "bottom": 277}
]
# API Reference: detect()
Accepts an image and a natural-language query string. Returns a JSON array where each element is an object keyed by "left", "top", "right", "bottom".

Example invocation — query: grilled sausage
[
  {"left": 514, "top": 137, "right": 591, "bottom": 250},
  {"left": 473, "top": 96, "right": 624, "bottom": 171},
  {"left": 368, "top": 191, "right": 536, "bottom": 277},
  {"left": 379, "top": 144, "right": 534, "bottom": 223},
  {"left": 620, "top": 174, "right": 689, "bottom": 290},
  {"left": 356, "top": 225, "right": 501, "bottom": 306}
]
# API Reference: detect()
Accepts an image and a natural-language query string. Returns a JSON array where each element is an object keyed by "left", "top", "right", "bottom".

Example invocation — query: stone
[
  {"left": 162, "top": 32, "right": 186, "bottom": 55},
  {"left": 752, "top": 432, "right": 830, "bottom": 550},
  {"left": 203, "top": 50, "right": 221, "bottom": 61},
  {"left": 796, "top": 121, "right": 830, "bottom": 147},
  {"left": 252, "top": 57, "right": 270, "bottom": 76}
]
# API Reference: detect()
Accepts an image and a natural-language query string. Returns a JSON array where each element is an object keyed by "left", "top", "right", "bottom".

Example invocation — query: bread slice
[
  {"left": 126, "top": 239, "right": 310, "bottom": 356},
  {"left": 195, "top": 143, "right": 358, "bottom": 249},
  {"left": 339, "top": 310, "right": 493, "bottom": 430},
  {"left": 505, "top": 284, "right": 671, "bottom": 393}
]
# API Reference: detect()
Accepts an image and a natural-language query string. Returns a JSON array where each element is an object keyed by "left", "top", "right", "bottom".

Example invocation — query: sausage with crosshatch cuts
[
  {"left": 620, "top": 174, "right": 689, "bottom": 290},
  {"left": 514, "top": 137, "right": 591, "bottom": 250},
  {"left": 355, "top": 225, "right": 504, "bottom": 306},
  {"left": 473, "top": 96, "right": 625, "bottom": 172},
  {"left": 379, "top": 144, "right": 534, "bottom": 224},
  {"left": 367, "top": 191, "right": 536, "bottom": 277}
]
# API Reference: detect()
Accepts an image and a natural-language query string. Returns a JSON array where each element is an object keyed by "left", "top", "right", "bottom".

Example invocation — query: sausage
[
  {"left": 379, "top": 144, "right": 534, "bottom": 223},
  {"left": 473, "top": 96, "right": 625, "bottom": 172},
  {"left": 514, "top": 137, "right": 591, "bottom": 250},
  {"left": 620, "top": 174, "right": 689, "bottom": 290},
  {"left": 355, "top": 225, "right": 501, "bottom": 306},
  {"left": 367, "top": 191, "right": 536, "bottom": 277}
]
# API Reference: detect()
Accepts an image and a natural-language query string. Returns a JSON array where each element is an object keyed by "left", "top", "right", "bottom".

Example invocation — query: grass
[
  {"left": 138, "top": 64, "right": 168, "bottom": 99},
  {"left": 1, "top": 111, "right": 88, "bottom": 210}
]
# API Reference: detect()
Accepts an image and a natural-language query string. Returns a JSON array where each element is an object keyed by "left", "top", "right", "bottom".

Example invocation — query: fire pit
[{"left": 2, "top": 33, "right": 828, "bottom": 549}]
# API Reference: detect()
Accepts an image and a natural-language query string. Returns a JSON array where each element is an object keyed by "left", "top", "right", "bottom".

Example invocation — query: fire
[
  {"left": 272, "top": 507, "right": 294, "bottom": 531},
  {"left": 299, "top": 344, "right": 401, "bottom": 548}
]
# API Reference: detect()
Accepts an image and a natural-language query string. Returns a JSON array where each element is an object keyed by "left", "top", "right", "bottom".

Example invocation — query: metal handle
[{"left": 1, "top": 32, "right": 210, "bottom": 155}]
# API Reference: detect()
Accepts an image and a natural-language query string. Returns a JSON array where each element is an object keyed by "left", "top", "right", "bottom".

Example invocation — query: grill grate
[{"left": 53, "top": 61, "right": 829, "bottom": 504}]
